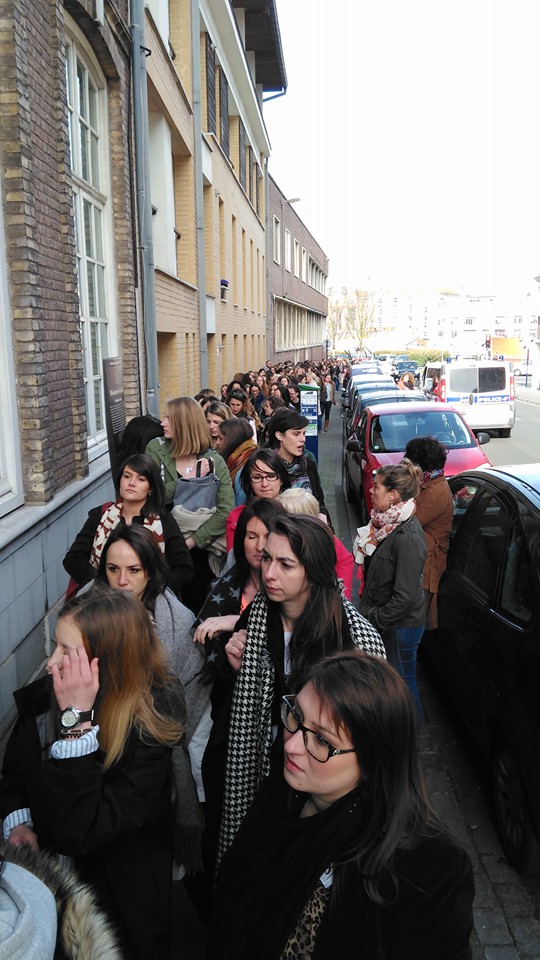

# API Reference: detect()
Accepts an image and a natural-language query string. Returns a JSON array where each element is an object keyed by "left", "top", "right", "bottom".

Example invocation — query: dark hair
[
  {"left": 263, "top": 396, "right": 285, "bottom": 414},
  {"left": 270, "top": 383, "right": 291, "bottom": 405},
  {"left": 304, "top": 651, "right": 438, "bottom": 903},
  {"left": 218, "top": 418, "right": 254, "bottom": 461},
  {"left": 239, "top": 448, "right": 292, "bottom": 501},
  {"left": 227, "top": 388, "right": 248, "bottom": 405},
  {"left": 266, "top": 514, "right": 341, "bottom": 687},
  {"left": 116, "top": 453, "right": 166, "bottom": 515},
  {"left": 266, "top": 409, "right": 309, "bottom": 448},
  {"left": 194, "top": 388, "right": 217, "bottom": 403},
  {"left": 376, "top": 459, "right": 422, "bottom": 502},
  {"left": 404, "top": 436, "right": 448, "bottom": 472},
  {"left": 95, "top": 524, "right": 169, "bottom": 612},
  {"left": 233, "top": 499, "right": 287, "bottom": 585},
  {"left": 117, "top": 415, "right": 164, "bottom": 460}
]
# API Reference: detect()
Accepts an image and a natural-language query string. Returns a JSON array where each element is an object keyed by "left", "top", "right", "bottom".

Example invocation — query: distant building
[{"left": 268, "top": 175, "right": 328, "bottom": 363}]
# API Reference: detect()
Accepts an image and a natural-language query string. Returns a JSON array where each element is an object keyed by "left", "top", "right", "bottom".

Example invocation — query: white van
[{"left": 422, "top": 359, "right": 515, "bottom": 437}]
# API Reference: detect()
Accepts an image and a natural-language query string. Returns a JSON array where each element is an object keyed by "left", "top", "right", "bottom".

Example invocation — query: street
[{"left": 332, "top": 389, "right": 540, "bottom": 959}]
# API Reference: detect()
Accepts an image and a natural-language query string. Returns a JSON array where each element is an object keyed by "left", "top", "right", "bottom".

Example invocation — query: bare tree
[{"left": 344, "top": 289, "right": 376, "bottom": 352}]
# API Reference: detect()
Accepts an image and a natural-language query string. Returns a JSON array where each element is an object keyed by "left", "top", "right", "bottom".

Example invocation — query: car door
[
  {"left": 437, "top": 482, "right": 511, "bottom": 740},
  {"left": 482, "top": 494, "right": 540, "bottom": 794}
]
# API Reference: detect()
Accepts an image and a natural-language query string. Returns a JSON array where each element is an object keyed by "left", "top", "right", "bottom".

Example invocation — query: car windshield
[{"left": 369, "top": 410, "right": 474, "bottom": 452}]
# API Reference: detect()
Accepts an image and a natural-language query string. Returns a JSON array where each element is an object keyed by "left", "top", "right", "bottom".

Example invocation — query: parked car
[
  {"left": 392, "top": 360, "right": 419, "bottom": 382},
  {"left": 342, "top": 375, "right": 396, "bottom": 415},
  {"left": 422, "top": 464, "right": 540, "bottom": 873},
  {"left": 344, "top": 401, "right": 491, "bottom": 521},
  {"left": 512, "top": 360, "right": 533, "bottom": 378},
  {"left": 420, "top": 359, "right": 515, "bottom": 437},
  {"left": 344, "top": 388, "right": 428, "bottom": 438}
]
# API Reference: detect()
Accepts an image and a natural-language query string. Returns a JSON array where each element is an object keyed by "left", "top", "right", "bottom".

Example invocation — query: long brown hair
[{"left": 58, "top": 589, "right": 183, "bottom": 767}]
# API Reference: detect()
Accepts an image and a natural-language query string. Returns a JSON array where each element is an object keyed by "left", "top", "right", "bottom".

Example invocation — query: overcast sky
[{"left": 264, "top": 0, "right": 540, "bottom": 298}]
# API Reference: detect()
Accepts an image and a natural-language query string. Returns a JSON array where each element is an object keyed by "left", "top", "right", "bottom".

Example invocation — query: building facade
[
  {"left": 0, "top": 0, "right": 285, "bottom": 732},
  {"left": 268, "top": 175, "right": 328, "bottom": 364}
]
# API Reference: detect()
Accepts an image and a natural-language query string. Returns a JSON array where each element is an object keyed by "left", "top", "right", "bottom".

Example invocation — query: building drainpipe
[
  {"left": 191, "top": 0, "right": 209, "bottom": 387},
  {"left": 131, "top": 0, "right": 159, "bottom": 416},
  {"left": 264, "top": 156, "right": 271, "bottom": 362}
]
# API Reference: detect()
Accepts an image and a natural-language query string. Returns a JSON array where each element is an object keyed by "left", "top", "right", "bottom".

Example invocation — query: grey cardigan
[{"left": 154, "top": 589, "right": 209, "bottom": 743}]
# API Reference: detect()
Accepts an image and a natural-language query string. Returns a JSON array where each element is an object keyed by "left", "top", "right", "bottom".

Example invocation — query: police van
[{"left": 421, "top": 359, "right": 515, "bottom": 437}]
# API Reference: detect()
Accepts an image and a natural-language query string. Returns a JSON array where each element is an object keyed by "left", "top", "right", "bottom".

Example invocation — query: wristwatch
[{"left": 59, "top": 706, "right": 94, "bottom": 730}]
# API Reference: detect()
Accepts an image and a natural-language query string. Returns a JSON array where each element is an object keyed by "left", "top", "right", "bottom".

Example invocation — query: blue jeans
[{"left": 395, "top": 625, "right": 424, "bottom": 721}]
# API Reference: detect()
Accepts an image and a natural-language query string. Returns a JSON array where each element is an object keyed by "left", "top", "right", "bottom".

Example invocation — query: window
[
  {"left": 219, "top": 68, "right": 229, "bottom": 157},
  {"left": 451, "top": 490, "right": 509, "bottom": 600},
  {"left": 294, "top": 239, "right": 300, "bottom": 277},
  {"left": 272, "top": 216, "right": 281, "bottom": 265},
  {"left": 284, "top": 229, "right": 291, "bottom": 272},
  {"left": 66, "top": 33, "right": 115, "bottom": 448},
  {"left": 0, "top": 182, "right": 23, "bottom": 516},
  {"left": 301, "top": 247, "right": 307, "bottom": 282},
  {"left": 499, "top": 524, "right": 534, "bottom": 626}
]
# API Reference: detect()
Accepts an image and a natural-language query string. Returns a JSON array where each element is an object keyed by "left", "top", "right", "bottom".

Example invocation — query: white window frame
[
  {"left": 293, "top": 239, "right": 300, "bottom": 277},
  {"left": 273, "top": 216, "right": 281, "bottom": 265},
  {"left": 65, "top": 25, "right": 117, "bottom": 456},
  {"left": 0, "top": 182, "right": 23, "bottom": 517},
  {"left": 284, "top": 229, "right": 291, "bottom": 272}
]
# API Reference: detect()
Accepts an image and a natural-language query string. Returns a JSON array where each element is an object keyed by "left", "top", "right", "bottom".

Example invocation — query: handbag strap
[{"left": 195, "top": 456, "right": 215, "bottom": 477}]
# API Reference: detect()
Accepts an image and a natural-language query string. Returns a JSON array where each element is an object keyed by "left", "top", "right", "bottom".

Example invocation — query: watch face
[{"left": 60, "top": 707, "right": 79, "bottom": 729}]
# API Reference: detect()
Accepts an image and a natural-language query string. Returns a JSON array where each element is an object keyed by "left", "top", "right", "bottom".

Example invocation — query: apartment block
[{"left": 268, "top": 174, "right": 329, "bottom": 363}]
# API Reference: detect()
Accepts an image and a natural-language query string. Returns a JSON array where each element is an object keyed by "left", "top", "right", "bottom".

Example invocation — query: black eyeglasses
[
  {"left": 280, "top": 695, "right": 356, "bottom": 763},
  {"left": 250, "top": 472, "right": 279, "bottom": 483}
]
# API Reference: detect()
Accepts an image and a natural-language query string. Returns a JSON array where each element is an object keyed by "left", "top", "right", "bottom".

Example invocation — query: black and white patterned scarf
[{"left": 218, "top": 593, "right": 385, "bottom": 861}]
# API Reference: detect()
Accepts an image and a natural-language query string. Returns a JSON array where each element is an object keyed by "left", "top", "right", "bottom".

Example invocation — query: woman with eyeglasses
[
  {"left": 225, "top": 448, "right": 292, "bottom": 550},
  {"left": 218, "top": 515, "right": 385, "bottom": 861},
  {"left": 209, "top": 650, "right": 474, "bottom": 960}
]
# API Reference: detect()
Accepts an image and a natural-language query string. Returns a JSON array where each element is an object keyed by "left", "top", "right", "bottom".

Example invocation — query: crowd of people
[{"left": 0, "top": 358, "right": 473, "bottom": 959}]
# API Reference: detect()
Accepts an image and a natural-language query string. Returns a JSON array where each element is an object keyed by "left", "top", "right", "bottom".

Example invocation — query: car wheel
[
  {"left": 498, "top": 428, "right": 511, "bottom": 438},
  {"left": 492, "top": 740, "right": 540, "bottom": 873}
]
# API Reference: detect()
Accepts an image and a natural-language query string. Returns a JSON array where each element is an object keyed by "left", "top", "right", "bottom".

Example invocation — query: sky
[{"left": 264, "top": 0, "right": 540, "bottom": 298}]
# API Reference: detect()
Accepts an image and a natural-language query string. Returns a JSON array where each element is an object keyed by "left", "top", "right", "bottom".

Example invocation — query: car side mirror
[
  {"left": 476, "top": 432, "right": 491, "bottom": 445},
  {"left": 346, "top": 438, "right": 363, "bottom": 452},
  {"left": 424, "top": 377, "right": 433, "bottom": 392}
]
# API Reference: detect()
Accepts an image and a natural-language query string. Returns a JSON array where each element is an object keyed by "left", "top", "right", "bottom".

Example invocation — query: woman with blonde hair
[
  {"left": 277, "top": 488, "right": 354, "bottom": 600},
  {"left": 0, "top": 589, "right": 185, "bottom": 958},
  {"left": 355, "top": 460, "right": 426, "bottom": 717},
  {"left": 146, "top": 396, "right": 235, "bottom": 612}
]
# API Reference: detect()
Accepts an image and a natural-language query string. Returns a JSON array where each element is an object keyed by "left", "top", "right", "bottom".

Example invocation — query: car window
[
  {"left": 451, "top": 479, "right": 484, "bottom": 526},
  {"left": 369, "top": 410, "right": 473, "bottom": 452},
  {"left": 499, "top": 524, "right": 534, "bottom": 626},
  {"left": 478, "top": 367, "right": 507, "bottom": 393},
  {"left": 448, "top": 368, "right": 478, "bottom": 393},
  {"left": 450, "top": 490, "right": 509, "bottom": 600}
]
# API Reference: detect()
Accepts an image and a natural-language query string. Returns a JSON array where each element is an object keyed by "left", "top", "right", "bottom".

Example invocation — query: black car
[
  {"left": 392, "top": 360, "right": 419, "bottom": 381},
  {"left": 422, "top": 464, "right": 540, "bottom": 872}
]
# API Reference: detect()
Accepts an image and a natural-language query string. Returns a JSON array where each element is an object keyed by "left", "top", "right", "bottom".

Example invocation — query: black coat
[
  {"left": 63, "top": 503, "right": 194, "bottom": 598},
  {"left": 0, "top": 675, "right": 184, "bottom": 960}
]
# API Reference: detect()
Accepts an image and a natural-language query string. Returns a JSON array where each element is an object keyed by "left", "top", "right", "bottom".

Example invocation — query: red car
[{"left": 344, "top": 401, "right": 492, "bottom": 522}]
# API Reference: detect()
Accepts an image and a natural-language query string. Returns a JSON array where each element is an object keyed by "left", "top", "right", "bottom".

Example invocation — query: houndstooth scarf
[{"left": 217, "top": 592, "right": 385, "bottom": 862}]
